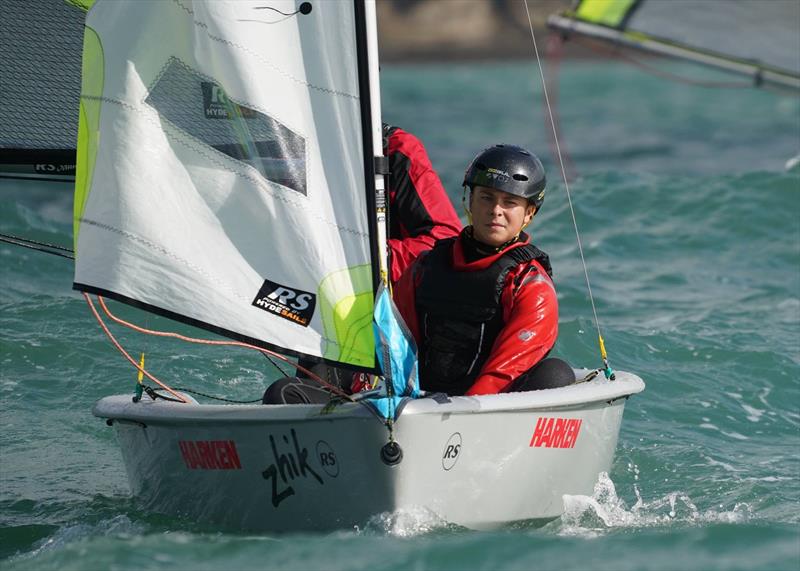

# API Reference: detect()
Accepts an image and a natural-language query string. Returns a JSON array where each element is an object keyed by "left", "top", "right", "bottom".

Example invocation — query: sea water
[{"left": 1, "top": 59, "right": 798, "bottom": 570}]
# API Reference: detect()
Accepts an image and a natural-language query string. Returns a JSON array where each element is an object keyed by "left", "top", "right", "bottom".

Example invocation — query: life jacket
[{"left": 415, "top": 237, "right": 552, "bottom": 394}]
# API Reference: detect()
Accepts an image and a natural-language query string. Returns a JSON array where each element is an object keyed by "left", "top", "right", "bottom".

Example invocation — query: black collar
[{"left": 461, "top": 227, "right": 525, "bottom": 263}]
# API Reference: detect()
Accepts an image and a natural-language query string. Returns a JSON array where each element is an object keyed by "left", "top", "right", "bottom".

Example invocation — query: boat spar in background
[{"left": 547, "top": 0, "right": 800, "bottom": 91}]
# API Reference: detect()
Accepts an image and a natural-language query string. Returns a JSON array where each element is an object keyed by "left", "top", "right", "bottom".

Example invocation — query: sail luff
[
  {"left": 353, "top": 0, "right": 387, "bottom": 294},
  {"left": 363, "top": 0, "right": 390, "bottom": 287}
]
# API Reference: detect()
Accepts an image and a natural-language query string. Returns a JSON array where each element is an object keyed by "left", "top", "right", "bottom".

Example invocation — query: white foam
[
  {"left": 721, "top": 430, "right": 749, "bottom": 441},
  {"left": 360, "top": 506, "right": 453, "bottom": 537},
  {"left": 745, "top": 476, "right": 793, "bottom": 482},
  {"left": 757, "top": 387, "right": 772, "bottom": 408},
  {"left": 740, "top": 403, "right": 764, "bottom": 423},
  {"left": 557, "top": 472, "right": 751, "bottom": 537},
  {"left": 702, "top": 455, "right": 744, "bottom": 473}
]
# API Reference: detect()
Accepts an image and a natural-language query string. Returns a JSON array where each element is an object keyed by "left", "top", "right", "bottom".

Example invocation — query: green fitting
[{"left": 133, "top": 382, "right": 144, "bottom": 402}]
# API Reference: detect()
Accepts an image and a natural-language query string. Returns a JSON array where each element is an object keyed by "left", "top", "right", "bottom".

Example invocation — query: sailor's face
[{"left": 470, "top": 186, "right": 535, "bottom": 247}]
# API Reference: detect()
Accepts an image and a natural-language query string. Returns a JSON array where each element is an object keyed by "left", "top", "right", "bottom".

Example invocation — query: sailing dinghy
[{"left": 78, "top": 0, "right": 644, "bottom": 532}]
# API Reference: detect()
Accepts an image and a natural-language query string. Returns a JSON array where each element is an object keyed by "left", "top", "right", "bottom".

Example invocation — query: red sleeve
[
  {"left": 465, "top": 261, "right": 558, "bottom": 396},
  {"left": 386, "top": 128, "right": 462, "bottom": 283},
  {"left": 391, "top": 256, "right": 422, "bottom": 344}
]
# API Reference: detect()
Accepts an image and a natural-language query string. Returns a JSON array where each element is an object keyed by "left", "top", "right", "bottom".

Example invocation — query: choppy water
[{"left": 1, "top": 58, "right": 799, "bottom": 570}]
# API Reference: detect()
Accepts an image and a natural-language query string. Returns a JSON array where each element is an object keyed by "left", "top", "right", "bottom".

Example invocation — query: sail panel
[
  {"left": 551, "top": 0, "right": 800, "bottom": 88},
  {"left": 74, "top": 0, "right": 380, "bottom": 370}
]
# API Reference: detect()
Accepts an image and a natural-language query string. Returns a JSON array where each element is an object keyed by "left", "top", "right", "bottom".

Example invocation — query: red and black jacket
[
  {"left": 384, "top": 124, "right": 462, "bottom": 283},
  {"left": 394, "top": 229, "right": 558, "bottom": 396}
]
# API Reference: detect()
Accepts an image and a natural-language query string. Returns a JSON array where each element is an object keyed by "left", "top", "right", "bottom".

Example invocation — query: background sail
[
  {"left": 73, "top": 0, "right": 382, "bottom": 370},
  {"left": 0, "top": 0, "right": 86, "bottom": 181},
  {"left": 548, "top": 0, "right": 800, "bottom": 90}
]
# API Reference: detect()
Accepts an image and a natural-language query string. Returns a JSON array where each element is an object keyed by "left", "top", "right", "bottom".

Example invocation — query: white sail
[{"left": 73, "top": 0, "right": 384, "bottom": 369}]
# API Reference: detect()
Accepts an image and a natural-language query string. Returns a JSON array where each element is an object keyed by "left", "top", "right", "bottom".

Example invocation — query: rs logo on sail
[
  {"left": 252, "top": 279, "right": 316, "bottom": 327},
  {"left": 262, "top": 429, "right": 324, "bottom": 508},
  {"left": 529, "top": 417, "right": 582, "bottom": 449}
]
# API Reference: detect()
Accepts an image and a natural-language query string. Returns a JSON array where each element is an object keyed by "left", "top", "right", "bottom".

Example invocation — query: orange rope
[
  {"left": 93, "top": 295, "right": 352, "bottom": 401},
  {"left": 83, "top": 293, "right": 189, "bottom": 403}
]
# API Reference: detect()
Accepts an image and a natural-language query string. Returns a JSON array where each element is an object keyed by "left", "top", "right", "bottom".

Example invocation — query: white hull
[{"left": 93, "top": 372, "right": 644, "bottom": 532}]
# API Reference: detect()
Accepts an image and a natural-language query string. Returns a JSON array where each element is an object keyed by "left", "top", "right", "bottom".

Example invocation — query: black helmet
[{"left": 463, "top": 144, "right": 546, "bottom": 210}]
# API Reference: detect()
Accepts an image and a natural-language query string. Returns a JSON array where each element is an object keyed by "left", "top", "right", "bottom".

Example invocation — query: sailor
[
  {"left": 392, "top": 144, "right": 574, "bottom": 395},
  {"left": 263, "top": 124, "right": 462, "bottom": 404}
]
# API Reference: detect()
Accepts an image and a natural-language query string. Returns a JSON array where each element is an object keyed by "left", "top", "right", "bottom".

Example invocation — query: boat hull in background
[{"left": 93, "top": 372, "right": 644, "bottom": 532}]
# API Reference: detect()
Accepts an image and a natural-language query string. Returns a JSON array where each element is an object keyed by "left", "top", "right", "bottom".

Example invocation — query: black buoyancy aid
[{"left": 415, "top": 237, "right": 552, "bottom": 395}]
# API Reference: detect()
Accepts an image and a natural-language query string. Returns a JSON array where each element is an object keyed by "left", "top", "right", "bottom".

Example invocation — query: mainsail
[
  {"left": 73, "top": 0, "right": 387, "bottom": 371},
  {"left": 548, "top": 0, "right": 800, "bottom": 91}
]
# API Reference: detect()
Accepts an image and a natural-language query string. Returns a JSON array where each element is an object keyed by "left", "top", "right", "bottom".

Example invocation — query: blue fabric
[{"left": 365, "top": 285, "right": 419, "bottom": 421}]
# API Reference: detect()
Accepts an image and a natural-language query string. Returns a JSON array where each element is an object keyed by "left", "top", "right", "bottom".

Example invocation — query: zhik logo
[{"left": 252, "top": 279, "right": 316, "bottom": 327}]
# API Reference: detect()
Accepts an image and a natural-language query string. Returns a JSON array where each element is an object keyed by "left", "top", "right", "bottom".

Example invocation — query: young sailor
[
  {"left": 263, "top": 124, "right": 461, "bottom": 404},
  {"left": 393, "top": 144, "right": 574, "bottom": 395},
  {"left": 263, "top": 144, "right": 574, "bottom": 404}
]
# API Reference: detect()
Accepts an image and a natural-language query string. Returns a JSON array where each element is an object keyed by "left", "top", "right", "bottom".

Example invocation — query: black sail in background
[{"left": 0, "top": 0, "right": 85, "bottom": 181}]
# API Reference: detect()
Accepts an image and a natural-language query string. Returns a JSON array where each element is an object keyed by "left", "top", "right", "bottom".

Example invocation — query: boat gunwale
[{"left": 92, "top": 371, "right": 644, "bottom": 426}]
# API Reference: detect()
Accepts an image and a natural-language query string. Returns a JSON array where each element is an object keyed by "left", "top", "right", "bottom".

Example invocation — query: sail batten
[
  {"left": 549, "top": 0, "right": 800, "bottom": 91},
  {"left": 73, "top": 0, "right": 385, "bottom": 371}
]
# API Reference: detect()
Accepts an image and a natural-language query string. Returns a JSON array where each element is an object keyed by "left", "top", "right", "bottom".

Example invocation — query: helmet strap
[{"left": 522, "top": 205, "right": 537, "bottom": 229}]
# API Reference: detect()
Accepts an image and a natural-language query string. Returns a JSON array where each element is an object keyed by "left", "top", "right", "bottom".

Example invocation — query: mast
[{"left": 353, "top": 0, "right": 390, "bottom": 292}]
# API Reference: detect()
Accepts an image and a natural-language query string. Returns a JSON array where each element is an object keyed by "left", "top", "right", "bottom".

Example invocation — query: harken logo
[
  {"left": 178, "top": 440, "right": 242, "bottom": 470},
  {"left": 529, "top": 417, "right": 582, "bottom": 449},
  {"left": 252, "top": 279, "right": 316, "bottom": 327}
]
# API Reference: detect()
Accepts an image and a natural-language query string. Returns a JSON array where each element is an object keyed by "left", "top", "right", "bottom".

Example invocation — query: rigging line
[
  {"left": 0, "top": 233, "right": 73, "bottom": 252},
  {"left": 570, "top": 35, "right": 756, "bottom": 90},
  {"left": 523, "top": 1, "right": 613, "bottom": 377},
  {"left": 252, "top": 2, "right": 312, "bottom": 17},
  {"left": 543, "top": 32, "right": 577, "bottom": 181},
  {"left": 262, "top": 352, "right": 291, "bottom": 378},
  {"left": 0, "top": 233, "right": 74, "bottom": 260},
  {"left": 150, "top": 386, "right": 262, "bottom": 404},
  {"left": 83, "top": 293, "right": 190, "bottom": 403},
  {"left": 95, "top": 296, "right": 353, "bottom": 401}
]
